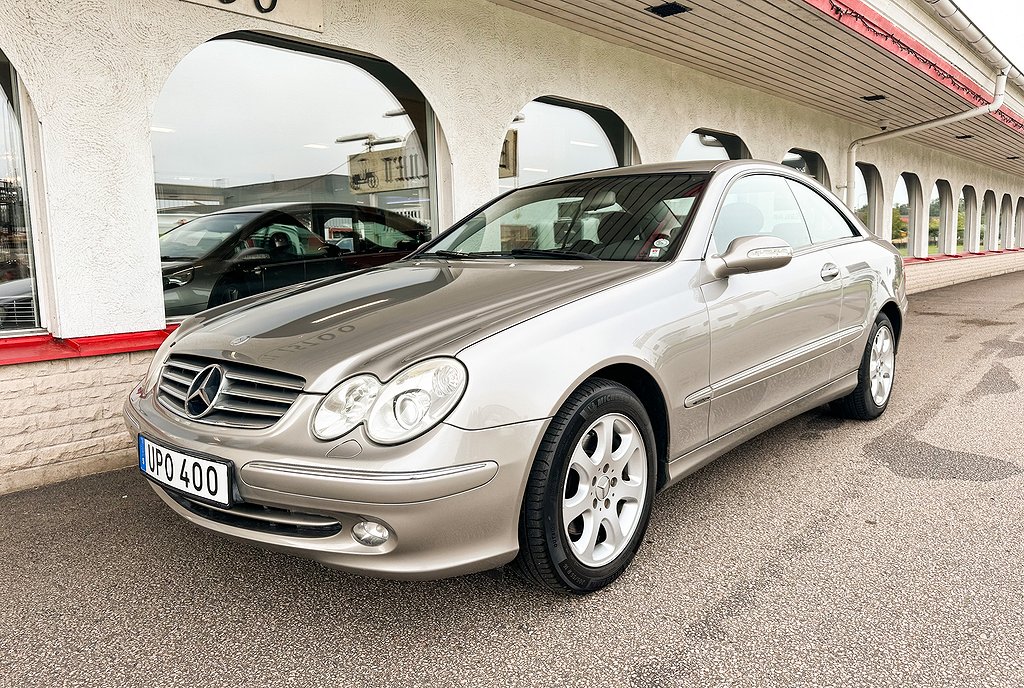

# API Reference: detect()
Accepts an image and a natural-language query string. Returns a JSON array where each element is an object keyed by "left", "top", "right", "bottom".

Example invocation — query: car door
[
  {"left": 701, "top": 173, "right": 843, "bottom": 439},
  {"left": 785, "top": 178, "right": 874, "bottom": 381}
]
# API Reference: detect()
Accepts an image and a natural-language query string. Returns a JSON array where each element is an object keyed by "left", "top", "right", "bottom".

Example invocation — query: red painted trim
[
  {"left": 0, "top": 325, "right": 178, "bottom": 367},
  {"left": 799, "top": 0, "right": 1024, "bottom": 136},
  {"left": 903, "top": 249, "right": 1021, "bottom": 265}
]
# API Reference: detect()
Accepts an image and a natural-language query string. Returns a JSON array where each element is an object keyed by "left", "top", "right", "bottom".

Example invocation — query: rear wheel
[
  {"left": 516, "top": 379, "right": 657, "bottom": 593},
  {"left": 833, "top": 313, "right": 896, "bottom": 420}
]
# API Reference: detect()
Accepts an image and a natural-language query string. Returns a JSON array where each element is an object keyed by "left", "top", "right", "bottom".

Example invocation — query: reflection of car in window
[{"left": 158, "top": 202, "right": 430, "bottom": 318}]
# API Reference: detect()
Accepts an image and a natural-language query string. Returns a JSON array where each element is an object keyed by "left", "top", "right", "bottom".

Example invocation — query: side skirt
[{"left": 663, "top": 371, "right": 858, "bottom": 488}]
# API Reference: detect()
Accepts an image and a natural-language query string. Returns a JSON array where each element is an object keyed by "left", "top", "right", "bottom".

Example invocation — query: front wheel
[
  {"left": 516, "top": 379, "right": 657, "bottom": 594},
  {"left": 833, "top": 313, "right": 896, "bottom": 420}
]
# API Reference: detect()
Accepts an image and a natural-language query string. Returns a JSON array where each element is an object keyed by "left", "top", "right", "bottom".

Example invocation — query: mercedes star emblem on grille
[{"left": 185, "top": 364, "right": 225, "bottom": 418}]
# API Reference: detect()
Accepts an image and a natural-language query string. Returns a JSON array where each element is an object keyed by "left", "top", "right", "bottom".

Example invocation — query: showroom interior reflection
[
  {"left": 0, "top": 48, "right": 39, "bottom": 331},
  {"left": 499, "top": 100, "right": 618, "bottom": 190},
  {"left": 152, "top": 38, "right": 434, "bottom": 233}
]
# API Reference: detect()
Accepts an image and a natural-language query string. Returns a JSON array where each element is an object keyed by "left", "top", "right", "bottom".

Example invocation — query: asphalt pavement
[{"left": 2, "top": 271, "right": 1024, "bottom": 687}]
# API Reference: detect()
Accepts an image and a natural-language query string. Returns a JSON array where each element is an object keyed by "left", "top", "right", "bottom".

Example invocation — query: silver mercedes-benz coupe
[{"left": 124, "top": 160, "right": 907, "bottom": 593}]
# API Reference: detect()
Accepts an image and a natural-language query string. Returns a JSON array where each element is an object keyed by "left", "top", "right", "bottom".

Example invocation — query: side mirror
[{"left": 708, "top": 235, "right": 793, "bottom": 278}]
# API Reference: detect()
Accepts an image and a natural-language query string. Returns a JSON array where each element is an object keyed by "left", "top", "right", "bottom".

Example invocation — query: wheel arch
[
  {"left": 879, "top": 300, "right": 903, "bottom": 350},
  {"left": 583, "top": 363, "right": 671, "bottom": 491}
]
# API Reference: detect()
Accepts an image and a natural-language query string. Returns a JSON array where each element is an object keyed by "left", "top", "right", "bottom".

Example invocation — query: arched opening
[
  {"left": 930, "top": 180, "right": 953, "bottom": 256},
  {"left": 981, "top": 190, "right": 997, "bottom": 251},
  {"left": 1016, "top": 198, "right": 1024, "bottom": 249},
  {"left": 499, "top": 96, "right": 632, "bottom": 190},
  {"left": 0, "top": 48, "right": 40, "bottom": 332},
  {"left": 962, "top": 186, "right": 979, "bottom": 253},
  {"left": 891, "top": 173, "right": 924, "bottom": 256},
  {"left": 855, "top": 162, "right": 883, "bottom": 235},
  {"left": 999, "top": 193, "right": 1014, "bottom": 250},
  {"left": 782, "top": 148, "right": 830, "bottom": 187},
  {"left": 676, "top": 128, "right": 750, "bottom": 161},
  {"left": 152, "top": 35, "right": 442, "bottom": 318}
]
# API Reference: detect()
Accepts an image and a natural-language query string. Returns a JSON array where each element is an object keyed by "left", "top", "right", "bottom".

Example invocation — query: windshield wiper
[
  {"left": 425, "top": 249, "right": 492, "bottom": 259},
  {"left": 160, "top": 255, "right": 194, "bottom": 261},
  {"left": 507, "top": 248, "right": 600, "bottom": 260}
]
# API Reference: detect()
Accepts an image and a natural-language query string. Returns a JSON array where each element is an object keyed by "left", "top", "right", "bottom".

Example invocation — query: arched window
[
  {"left": 981, "top": 190, "right": 997, "bottom": 252},
  {"left": 999, "top": 194, "right": 1014, "bottom": 250},
  {"left": 499, "top": 96, "right": 631, "bottom": 190},
  {"left": 854, "top": 162, "right": 883, "bottom": 235},
  {"left": 930, "top": 180, "right": 953, "bottom": 256},
  {"left": 962, "top": 186, "right": 979, "bottom": 253},
  {"left": 0, "top": 49, "right": 39, "bottom": 333},
  {"left": 892, "top": 172, "right": 923, "bottom": 257},
  {"left": 152, "top": 36, "right": 441, "bottom": 318},
  {"left": 676, "top": 128, "right": 750, "bottom": 161},
  {"left": 782, "top": 148, "right": 830, "bottom": 187},
  {"left": 1016, "top": 198, "right": 1024, "bottom": 250}
]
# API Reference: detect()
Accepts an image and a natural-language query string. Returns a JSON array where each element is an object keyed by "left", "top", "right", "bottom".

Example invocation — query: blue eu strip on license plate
[{"left": 138, "top": 435, "right": 231, "bottom": 506}]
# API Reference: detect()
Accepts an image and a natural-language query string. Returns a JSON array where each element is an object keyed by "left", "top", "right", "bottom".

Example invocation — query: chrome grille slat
[
  {"left": 221, "top": 382, "right": 297, "bottom": 405},
  {"left": 225, "top": 371, "right": 304, "bottom": 391},
  {"left": 161, "top": 384, "right": 187, "bottom": 402},
  {"left": 162, "top": 369, "right": 193, "bottom": 387},
  {"left": 215, "top": 400, "right": 290, "bottom": 417},
  {"left": 157, "top": 354, "right": 305, "bottom": 429}
]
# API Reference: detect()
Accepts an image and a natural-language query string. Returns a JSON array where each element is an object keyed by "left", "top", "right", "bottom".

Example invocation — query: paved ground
[{"left": 3, "top": 272, "right": 1024, "bottom": 688}]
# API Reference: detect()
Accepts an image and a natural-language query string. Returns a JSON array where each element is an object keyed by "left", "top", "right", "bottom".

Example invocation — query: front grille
[
  {"left": 165, "top": 490, "right": 343, "bottom": 538},
  {"left": 158, "top": 354, "right": 305, "bottom": 429},
  {"left": 0, "top": 297, "right": 37, "bottom": 328}
]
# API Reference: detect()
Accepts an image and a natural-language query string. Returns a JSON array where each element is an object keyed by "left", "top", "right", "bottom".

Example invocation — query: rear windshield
[{"left": 420, "top": 174, "right": 709, "bottom": 262}]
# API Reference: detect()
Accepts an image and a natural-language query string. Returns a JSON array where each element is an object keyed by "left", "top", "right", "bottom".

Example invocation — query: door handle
[{"left": 820, "top": 263, "right": 840, "bottom": 281}]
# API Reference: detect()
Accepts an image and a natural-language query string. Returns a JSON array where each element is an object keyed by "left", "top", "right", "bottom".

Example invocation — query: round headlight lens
[
  {"left": 366, "top": 358, "right": 467, "bottom": 444},
  {"left": 312, "top": 375, "right": 381, "bottom": 440}
]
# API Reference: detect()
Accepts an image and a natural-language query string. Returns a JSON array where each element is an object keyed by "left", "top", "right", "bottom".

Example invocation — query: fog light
[{"left": 352, "top": 520, "right": 390, "bottom": 547}]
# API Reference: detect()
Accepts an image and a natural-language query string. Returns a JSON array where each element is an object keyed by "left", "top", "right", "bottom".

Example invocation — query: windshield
[
  {"left": 159, "top": 212, "right": 258, "bottom": 260},
  {"left": 421, "top": 174, "right": 708, "bottom": 262}
]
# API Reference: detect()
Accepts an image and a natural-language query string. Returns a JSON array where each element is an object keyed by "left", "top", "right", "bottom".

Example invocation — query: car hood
[
  {"left": 0, "top": 278, "right": 33, "bottom": 301},
  {"left": 169, "top": 258, "right": 658, "bottom": 392}
]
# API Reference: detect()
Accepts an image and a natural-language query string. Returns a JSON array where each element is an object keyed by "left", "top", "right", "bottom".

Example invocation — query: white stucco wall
[{"left": 0, "top": 0, "right": 1023, "bottom": 338}]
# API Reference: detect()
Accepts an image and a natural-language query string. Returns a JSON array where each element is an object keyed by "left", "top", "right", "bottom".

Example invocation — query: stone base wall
[
  {"left": 0, "top": 351, "right": 152, "bottom": 494},
  {"left": 905, "top": 252, "right": 1024, "bottom": 295},
  {"left": 2, "top": 253, "right": 1024, "bottom": 496}
]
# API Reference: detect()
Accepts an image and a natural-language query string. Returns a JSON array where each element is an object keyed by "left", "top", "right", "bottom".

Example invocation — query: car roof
[
  {"left": 547, "top": 159, "right": 791, "bottom": 183},
  {"left": 208, "top": 202, "right": 386, "bottom": 215}
]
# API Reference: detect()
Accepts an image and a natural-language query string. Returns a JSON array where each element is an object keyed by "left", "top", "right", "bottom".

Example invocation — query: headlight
[
  {"left": 367, "top": 358, "right": 468, "bottom": 444},
  {"left": 311, "top": 358, "right": 467, "bottom": 445},
  {"left": 311, "top": 375, "right": 381, "bottom": 440},
  {"left": 164, "top": 267, "right": 194, "bottom": 288}
]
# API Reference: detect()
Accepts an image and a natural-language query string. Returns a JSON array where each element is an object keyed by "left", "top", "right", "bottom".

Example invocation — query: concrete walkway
[{"left": 3, "top": 272, "right": 1024, "bottom": 687}]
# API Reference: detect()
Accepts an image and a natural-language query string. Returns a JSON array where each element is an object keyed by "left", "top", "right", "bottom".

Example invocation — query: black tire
[
  {"left": 516, "top": 378, "right": 657, "bottom": 594},
  {"left": 832, "top": 313, "right": 896, "bottom": 420}
]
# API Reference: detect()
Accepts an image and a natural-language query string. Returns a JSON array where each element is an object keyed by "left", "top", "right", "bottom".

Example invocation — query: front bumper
[{"left": 124, "top": 385, "right": 549, "bottom": 579}]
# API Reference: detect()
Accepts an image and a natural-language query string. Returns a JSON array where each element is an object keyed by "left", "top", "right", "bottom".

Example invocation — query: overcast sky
[{"left": 957, "top": 0, "right": 1024, "bottom": 70}]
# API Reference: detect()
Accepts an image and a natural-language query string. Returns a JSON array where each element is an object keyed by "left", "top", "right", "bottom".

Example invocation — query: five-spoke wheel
[{"left": 517, "top": 379, "right": 656, "bottom": 594}]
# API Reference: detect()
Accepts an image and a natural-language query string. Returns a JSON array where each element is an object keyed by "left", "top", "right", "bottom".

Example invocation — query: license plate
[{"left": 138, "top": 436, "right": 231, "bottom": 506}]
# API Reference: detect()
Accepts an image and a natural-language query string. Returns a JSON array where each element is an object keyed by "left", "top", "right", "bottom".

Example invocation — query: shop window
[
  {"left": 152, "top": 35, "right": 437, "bottom": 317},
  {"left": 676, "top": 128, "right": 750, "bottom": 161},
  {"left": 499, "top": 97, "right": 632, "bottom": 190},
  {"left": 0, "top": 50, "right": 39, "bottom": 333},
  {"left": 782, "top": 148, "right": 830, "bottom": 187}
]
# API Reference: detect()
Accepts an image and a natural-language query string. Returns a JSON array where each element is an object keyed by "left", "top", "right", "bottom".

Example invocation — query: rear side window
[
  {"left": 787, "top": 180, "right": 858, "bottom": 244},
  {"left": 712, "top": 174, "right": 812, "bottom": 250}
]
